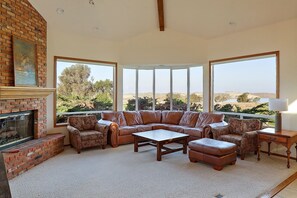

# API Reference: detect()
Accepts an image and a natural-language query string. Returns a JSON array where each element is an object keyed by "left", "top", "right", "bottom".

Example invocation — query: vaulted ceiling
[{"left": 29, "top": 0, "right": 297, "bottom": 41}]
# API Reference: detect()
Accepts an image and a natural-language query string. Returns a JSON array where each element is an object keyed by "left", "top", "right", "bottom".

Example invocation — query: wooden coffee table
[{"left": 132, "top": 129, "right": 189, "bottom": 161}]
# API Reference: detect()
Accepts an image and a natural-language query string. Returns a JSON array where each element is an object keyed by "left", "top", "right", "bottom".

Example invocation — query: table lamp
[{"left": 269, "top": 98, "right": 288, "bottom": 132}]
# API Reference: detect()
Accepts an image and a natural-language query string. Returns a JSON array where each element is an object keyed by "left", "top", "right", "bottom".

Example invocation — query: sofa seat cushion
[
  {"left": 218, "top": 134, "right": 242, "bottom": 146},
  {"left": 184, "top": 127, "right": 203, "bottom": 138},
  {"left": 101, "top": 111, "right": 127, "bottom": 126},
  {"left": 140, "top": 110, "right": 162, "bottom": 124},
  {"left": 149, "top": 123, "right": 173, "bottom": 130},
  {"left": 167, "top": 125, "right": 187, "bottom": 133},
  {"left": 123, "top": 111, "right": 144, "bottom": 126},
  {"left": 195, "top": 112, "right": 224, "bottom": 128},
  {"left": 179, "top": 111, "right": 199, "bottom": 127},
  {"left": 161, "top": 111, "right": 184, "bottom": 124},
  {"left": 135, "top": 125, "right": 153, "bottom": 132},
  {"left": 80, "top": 131, "right": 103, "bottom": 141},
  {"left": 119, "top": 126, "right": 137, "bottom": 136}
]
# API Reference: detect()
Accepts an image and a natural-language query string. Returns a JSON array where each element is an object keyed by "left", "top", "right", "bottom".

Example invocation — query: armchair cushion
[
  {"left": 83, "top": 116, "right": 98, "bottom": 130},
  {"left": 68, "top": 116, "right": 85, "bottom": 131},
  {"left": 211, "top": 125, "right": 230, "bottom": 140},
  {"left": 80, "top": 131, "right": 103, "bottom": 141},
  {"left": 218, "top": 134, "right": 242, "bottom": 146}
]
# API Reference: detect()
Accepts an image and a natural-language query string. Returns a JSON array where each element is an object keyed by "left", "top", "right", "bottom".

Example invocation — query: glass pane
[
  {"left": 213, "top": 56, "right": 277, "bottom": 125},
  {"left": 172, "top": 69, "right": 187, "bottom": 110},
  {"left": 56, "top": 60, "right": 114, "bottom": 124},
  {"left": 155, "top": 69, "right": 170, "bottom": 110},
  {"left": 190, "top": 67, "right": 203, "bottom": 112},
  {"left": 123, "top": 69, "right": 136, "bottom": 111},
  {"left": 138, "top": 70, "right": 153, "bottom": 110}
]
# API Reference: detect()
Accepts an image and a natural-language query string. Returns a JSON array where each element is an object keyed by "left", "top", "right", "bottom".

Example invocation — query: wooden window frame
[{"left": 53, "top": 56, "right": 118, "bottom": 127}]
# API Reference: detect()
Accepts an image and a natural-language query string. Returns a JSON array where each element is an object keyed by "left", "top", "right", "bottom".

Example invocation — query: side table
[{"left": 257, "top": 128, "right": 297, "bottom": 168}]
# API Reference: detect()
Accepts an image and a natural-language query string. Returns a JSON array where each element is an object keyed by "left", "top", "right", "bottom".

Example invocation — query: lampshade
[{"left": 269, "top": 98, "right": 288, "bottom": 111}]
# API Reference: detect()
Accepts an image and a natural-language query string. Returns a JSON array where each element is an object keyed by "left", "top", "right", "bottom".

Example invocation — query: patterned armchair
[
  {"left": 67, "top": 115, "right": 108, "bottom": 154},
  {"left": 211, "top": 118, "right": 262, "bottom": 160}
]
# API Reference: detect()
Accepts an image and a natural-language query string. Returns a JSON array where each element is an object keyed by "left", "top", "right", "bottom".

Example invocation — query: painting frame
[{"left": 12, "top": 36, "right": 38, "bottom": 87}]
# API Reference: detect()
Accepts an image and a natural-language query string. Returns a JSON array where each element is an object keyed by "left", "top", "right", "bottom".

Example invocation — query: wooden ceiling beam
[{"left": 157, "top": 0, "right": 164, "bottom": 31}]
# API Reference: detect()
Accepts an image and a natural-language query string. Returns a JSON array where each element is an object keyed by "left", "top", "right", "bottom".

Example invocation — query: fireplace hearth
[{"left": 0, "top": 111, "right": 35, "bottom": 150}]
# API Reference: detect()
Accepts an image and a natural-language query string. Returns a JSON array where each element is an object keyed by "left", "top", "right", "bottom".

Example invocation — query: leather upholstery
[
  {"left": 179, "top": 111, "right": 199, "bottom": 127},
  {"left": 67, "top": 115, "right": 108, "bottom": 153},
  {"left": 140, "top": 110, "right": 162, "bottom": 124},
  {"left": 100, "top": 111, "right": 225, "bottom": 147},
  {"left": 101, "top": 111, "right": 127, "bottom": 126},
  {"left": 123, "top": 111, "right": 143, "bottom": 126},
  {"left": 183, "top": 127, "right": 203, "bottom": 138},
  {"left": 195, "top": 112, "right": 224, "bottom": 127},
  {"left": 189, "top": 138, "right": 237, "bottom": 156},
  {"left": 161, "top": 111, "right": 184, "bottom": 124}
]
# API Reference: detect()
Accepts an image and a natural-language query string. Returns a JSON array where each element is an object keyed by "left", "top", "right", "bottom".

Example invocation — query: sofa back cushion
[
  {"left": 140, "top": 110, "right": 162, "bottom": 124},
  {"left": 161, "top": 111, "right": 184, "bottom": 125},
  {"left": 195, "top": 112, "right": 224, "bottom": 128},
  {"left": 101, "top": 111, "right": 127, "bottom": 126},
  {"left": 179, "top": 111, "right": 199, "bottom": 127},
  {"left": 123, "top": 111, "right": 143, "bottom": 126}
]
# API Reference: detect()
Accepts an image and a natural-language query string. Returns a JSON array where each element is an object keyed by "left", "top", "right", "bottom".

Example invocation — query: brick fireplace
[{"left": 0, "top": 0, "right": 65, "bottom": 179}]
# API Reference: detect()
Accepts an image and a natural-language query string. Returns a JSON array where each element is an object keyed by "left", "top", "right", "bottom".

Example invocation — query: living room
[{"left": 1, "top": 0, "right": 297, "bottom": 197}]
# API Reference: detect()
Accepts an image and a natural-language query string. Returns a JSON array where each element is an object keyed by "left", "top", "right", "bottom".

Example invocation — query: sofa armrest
[
  {"left": 203, "top": 121, "right": 228, "bottom": 138},
  {"left": 98, "top": 119, "right": 120, "bottom": 147},
  {"left": 66, "top": 125, "right": 80, "bottom": 135},
  {"left": 211, "top": 125, "right": 230, "bottom": 140}
]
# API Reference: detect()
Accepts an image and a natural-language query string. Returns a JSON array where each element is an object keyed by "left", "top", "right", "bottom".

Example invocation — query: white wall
[
  {"left": 46, "top": 27, "right": 120, "bottom": 143},
  {"left": 207, "top": 18, "right": 297, "bottom": 154}
]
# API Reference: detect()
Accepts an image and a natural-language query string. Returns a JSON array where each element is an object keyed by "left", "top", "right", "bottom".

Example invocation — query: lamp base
[{"left": 275, "top": 112, "right": 282, "bottom": 132}]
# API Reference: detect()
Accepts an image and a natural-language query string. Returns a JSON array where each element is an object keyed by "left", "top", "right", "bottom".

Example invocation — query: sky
[
  {"left": 57, "top": 56, "right": 276, "bottom": 95},
  {"left": 213, "top": 56, "right": 276, "bottom": 93}
]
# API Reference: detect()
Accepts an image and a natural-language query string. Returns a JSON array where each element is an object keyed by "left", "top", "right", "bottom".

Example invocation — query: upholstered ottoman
[{"left": 188, "top": 138, "right": 237, "bottom": 171}]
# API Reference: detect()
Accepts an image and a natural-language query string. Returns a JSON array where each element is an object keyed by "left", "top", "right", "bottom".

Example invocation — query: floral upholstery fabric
[
  {"left": 67, "top": 115, "right": 108, "bottom": 153},
  {"left": 211, "top": 118, "right": 262, "bottom": 159}
]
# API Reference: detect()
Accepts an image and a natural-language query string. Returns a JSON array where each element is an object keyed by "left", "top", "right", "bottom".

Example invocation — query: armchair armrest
[
  {"left": 66, "top": 125, "right": 80, "bottom": 135},
  {"left": 211, "top": 125, "right": 230, "bottom": 140},
  {"left": 203, "top": 121, "right": 228, "bottom": 138},
  {"left": 241, "top": 131, "right": 258, "bottom": 153},
  {"left": 95, "top": 123, "right": 108, "bottom": 135}
]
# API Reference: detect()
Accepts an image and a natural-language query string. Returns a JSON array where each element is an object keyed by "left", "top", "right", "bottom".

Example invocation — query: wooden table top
[
  {"left": 132, "top": 129, "right": 189, "bottom": 142},
  {"left": 258, "top": 128, "right": 297, "bottom": 138}
]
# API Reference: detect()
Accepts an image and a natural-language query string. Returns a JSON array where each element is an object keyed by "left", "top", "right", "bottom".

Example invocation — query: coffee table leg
[
  {"left": 157, "top": 142, "right": 162, "bottom": 161},
  {"left": 134, "top": 136, "right": 138, "bottom": 152},
  {"left": 183, "top": 139, "right": 187, "bottom": 154}
]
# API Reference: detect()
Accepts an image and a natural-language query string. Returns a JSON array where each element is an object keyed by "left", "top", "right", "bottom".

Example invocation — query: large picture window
[
  {"left": 123, "top": 66, "right": 203, "bottom": 111},
  {"left": 54, "top": 57, "right": 117, "bottom": 126},
  {"left": 210, "top": 51, "right": 279, "bottom": 124}
]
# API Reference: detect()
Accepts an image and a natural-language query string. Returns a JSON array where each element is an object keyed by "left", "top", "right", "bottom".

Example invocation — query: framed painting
[{"left": 12, "top": 36, "right": 38, "bottom": 87}]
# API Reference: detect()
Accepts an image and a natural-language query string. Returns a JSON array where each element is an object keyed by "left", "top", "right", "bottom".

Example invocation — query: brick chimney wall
[{"left": 0, "top": 0, "right": 47, "bottom": 138}]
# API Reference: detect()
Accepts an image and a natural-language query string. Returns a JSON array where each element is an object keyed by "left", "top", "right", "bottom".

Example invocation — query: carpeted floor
[{"left": 9, "top": 144, "right": 297, "bottom": 198}]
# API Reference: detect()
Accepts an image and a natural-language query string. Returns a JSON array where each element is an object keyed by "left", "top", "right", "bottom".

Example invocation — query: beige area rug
[{"left": 9, "top": 144, "right": 297, "bottom": 198}]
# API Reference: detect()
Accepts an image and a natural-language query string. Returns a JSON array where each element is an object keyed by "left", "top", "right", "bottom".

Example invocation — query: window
[
  {"left": 54, "top": 57, "right": 117, "bottom": 126},
  {"left": 123, "top": 66, "right": 203, "bottom": 111},
  {"left": 210, "top": 51, "right": 279, "bottom": 124}
]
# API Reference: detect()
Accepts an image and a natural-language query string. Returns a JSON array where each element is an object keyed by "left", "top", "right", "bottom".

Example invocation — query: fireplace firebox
[{"left": 0, "top": 111, "right": 35, "bottom": 150}]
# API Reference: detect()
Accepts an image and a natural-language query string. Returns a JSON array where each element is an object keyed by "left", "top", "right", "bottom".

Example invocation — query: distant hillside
[{"left": 251, "top": 93, "right": 276, "bottom": 98}]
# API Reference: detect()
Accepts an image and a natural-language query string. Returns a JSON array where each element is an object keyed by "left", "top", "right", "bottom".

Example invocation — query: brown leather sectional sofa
[{"left": 98, "top": 110, "right": 225, "bottom": 147}]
